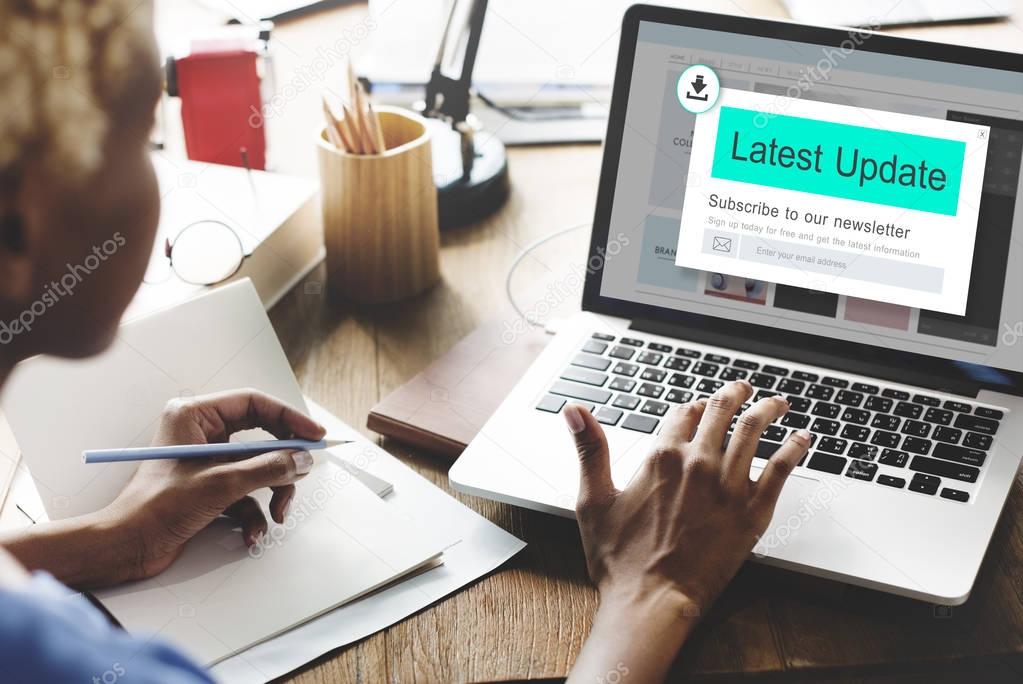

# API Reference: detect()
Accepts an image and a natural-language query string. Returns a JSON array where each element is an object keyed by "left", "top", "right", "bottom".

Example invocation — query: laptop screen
[{"left": 590, "top": 12, "right": 1023, "bottom": 384}]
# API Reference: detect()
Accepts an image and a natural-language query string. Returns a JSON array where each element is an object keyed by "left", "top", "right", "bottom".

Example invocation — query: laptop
[{"left": 450, "top": 5, "right": 1023, "bottom": 605}]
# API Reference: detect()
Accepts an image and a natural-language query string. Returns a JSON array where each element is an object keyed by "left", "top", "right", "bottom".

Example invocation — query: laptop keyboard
[{"left": 536, "top": 331, "right": 1008, "bottom": 504}]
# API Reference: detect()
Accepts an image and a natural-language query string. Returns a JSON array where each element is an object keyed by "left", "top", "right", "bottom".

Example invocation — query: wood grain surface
[{"left": 155, "top": 1, "right": 1023, "bottom": 680}]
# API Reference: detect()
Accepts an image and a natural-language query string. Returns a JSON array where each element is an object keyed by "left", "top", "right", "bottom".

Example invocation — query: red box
[{"left": 174, "top": 50, "right": 266, "bottom": 170}]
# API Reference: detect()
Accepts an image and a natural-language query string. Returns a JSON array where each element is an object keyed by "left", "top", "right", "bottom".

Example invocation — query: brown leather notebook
[{"left": 367, "top": 317, "right": 551, "bottom": 458}]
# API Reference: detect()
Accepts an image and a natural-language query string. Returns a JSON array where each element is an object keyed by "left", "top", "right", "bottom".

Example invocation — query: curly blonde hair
[{"left": 0, "top": 0, "right": 156, "bottom": 184}]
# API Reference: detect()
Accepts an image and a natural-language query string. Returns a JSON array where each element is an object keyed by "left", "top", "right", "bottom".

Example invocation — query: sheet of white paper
[
  {"left": 2, "top": 279, "right": 307, "bottom": 520},
  {"left": 210, "top": 398, "right": 527, "bottom": 684},
  {"left": 1, "top": 280, "right": 458, "bottom": 667},
  {"left": 96, "top": 459, "right": 450, "bottom": 665}
]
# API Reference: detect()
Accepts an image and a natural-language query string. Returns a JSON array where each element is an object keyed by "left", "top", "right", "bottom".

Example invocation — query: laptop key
[
  {"left": 665, "top": 389, "right": 693, "bottom": 403},
  {"left": 697, "top": 379, "right": 724, "bottom": 394},
  {"left": 908, "top": 473, "right": 940, "bottom": 495},
  {"left": 975, "top": 407, "right": 1004, "bottom": 420},
  {"left": 870, "top": 430, "right": 900, "bottom": 447},
  {"left": 622, "top": 413, "right": 658, "bottom": 433},
  {"left": 763, "top": 425, "right": 788, "bottom": 442},
  {"left": 637, "top": 383, "right": 664, "bottom": 399},
  {"left": 811, "top": 418, "right": 840, "bottom": 436},
  {"left": 595, "top": 407, "right": 623, "bottom": 426},
  {"left": 943, "top": 400, "right": 971, "bottom": 413},
  {"left": 924, "top": 408, "right": 953, "bottom": 425},
  {"left": 792, "top": 370, "right": 819, "bottom": 382},
  {"left": 720, "top": 367, "right": 748, "bottom": 381},
  {"left": 777, "top": 378, "right": 805, "bottom": 395},
  {"left": 835, "top": 390, "right": 864, "bottom": 407},
  {"left": 692, "top": 362, "right": 720, "bottom": 377},
  {"left": 848, "top": 443, "right": 879, "bottom": 461},
  {"left": 841, "top": 408, "right": 870, "bottom": 425},
  {"left": 912, "top": 394, "right": 941, "bottom": 407},
  {"left": 620, "top": 337, "right": 644, "bottom": 347},
  {"left": 612, "top": 394, "right": 642, "bottom": 410},
  {"left": 811, "top": 402, "right": 841, "bottom": 418},
  {"left": 750, "top": 439, "right": 783, "bottom": 459},
  {"left": 894, "top": 401, "right": 923, "bottom": 419},
  {"left": 641, "top": 400, "right": 669, "bottom": 417},
  {"left": 665, "top": 356, "right": 691, "bottom": 371},
  {"left": 807, "top": 452, "right": 846, "bottom": 474},
  {"left": 733, "top": 359, "right": 759, "bottom": 370},
  {"left": 572, "top": 353, "right": 611, "bottom": 371},
  {"left": 581, "top": 339, "right": 608, "bottom": 355},
  {"left": 612, "top": 362, "right": 639, "bottom": 377},
  {"left": 647, "top": 342, "right": 673, "bottom": 353},
  {"left": 761, "top": 364, "right": 789, "bottom": 376},
  {"left": 821, "top": 376, "right": 849, "bottom": 388},
  {"left": 754, "top": 390, "right": 780, "bottom": 401},
  {"left": 902, "top": 436, "right": 932, "bottom": 455},
  {"left": 704, "top": 353, "right": 730, "bottom": 364},
  {"left": 846, "top": 460, "right": 877, "bottom": 481},
  {"left": 878, "top": 449, "right": 908, "bottom": 467},
  {"left": 781, "top": 412, "right": 810, "bottom": 429},
  {"left": 592, "top": 332, "right": 615, "bottom": 341},
  {"left": 609, "top": 377, "right": 636, "bottom": 392},
  {"left": 550, "top": 381, "right": 612, "bottom": 405},
  {"left": 901, "top": 420, "right": 931, "bottom": 438},
  {"left": 840, "top": 425, "right": 869, "bottom": 442},
  {"left": 940, "top": 488, "right": 969, "bottom": 503},
  {"left": 851, "top": 382, "right": 879, "bottom": 394},
  {"left": 640, "top": 368, "right": 667, "bottom": 383},
  {"left": 882, "top": 388, "right": 910, "bottom": 400},
  {"left": 675, "top": 347, "right": 701, "bottom": 358},
  {"left": 787, "top": 396, "right": 812, "bottom": 413},
  {"left": 560, "top": 367, "right": 608, "bottom": 387},
  {"left": 932, "top": 426, "right": 962, "bottom": 444},
  {"left": 668, "top": 373, "right": 695, "bottom": 388},
  {"left": 748, "top": 373, "right": 778, "bottom": 389},
  {"left": 910, "top": 456, "right": 979, "bottom": 483},
  {"left": 609, "top": 346, "right": 635, "bottom": 360},
  {"left": 954, "top": 413, "right": 999, "bottom": 435},
  {"left": 806, "top": 384, "right": 834, "bottom": 400},
  {"left": 864, "top": 396, "right": 893, "bottom": 412},
  {"left": 818, "top": 437, "right": 848, "bottom": 455},
  {"left": 877, "top": 474, "right": 906, "bottom": 488},
  {"left": 871, "top": 414, "right": 900, "bottom": 431},
  {"left": 963, "top": 432, "right": 992, "bottom": 450},
  {"left": 535, "top": 395, "right": 566, "bottom": 413},
  {"left": 637, "top": 351, "right": 663, "bottom": 366},
  {"left": 932, "top": 442, "right": 986, "bottom": 467}
]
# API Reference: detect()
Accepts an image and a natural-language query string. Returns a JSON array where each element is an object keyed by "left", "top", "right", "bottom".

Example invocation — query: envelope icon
[{"left": 712, "top": 236, "right": 733, "bottom": 253}]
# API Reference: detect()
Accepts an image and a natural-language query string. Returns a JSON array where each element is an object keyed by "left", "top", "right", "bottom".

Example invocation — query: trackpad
[{"left": 751, "top": 474, "right": 839, "bottom": 559}]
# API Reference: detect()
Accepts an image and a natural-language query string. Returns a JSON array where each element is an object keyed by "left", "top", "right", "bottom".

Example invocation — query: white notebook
[{"left": 1, "top": 280, "right": 454, "bottom": 664}]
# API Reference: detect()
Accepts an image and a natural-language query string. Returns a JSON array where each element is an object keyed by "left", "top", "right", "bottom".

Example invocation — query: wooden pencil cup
[{"left": 317, "top": 106, "right": 441, "bottom": 303}]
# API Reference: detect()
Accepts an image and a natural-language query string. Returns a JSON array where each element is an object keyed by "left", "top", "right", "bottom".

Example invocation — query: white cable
[{"left": 505, "top": 222, "right": 591, "bottom": 329}]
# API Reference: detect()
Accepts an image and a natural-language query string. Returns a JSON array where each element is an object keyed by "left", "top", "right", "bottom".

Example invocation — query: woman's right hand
[{"left": 564, "top": 380, "right": 812, "bottom": 683}]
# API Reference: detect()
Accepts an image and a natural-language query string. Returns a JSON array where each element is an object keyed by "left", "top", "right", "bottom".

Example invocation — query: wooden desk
[{"left": 162, "top": 1, "right": 1023, "bottom": 680}]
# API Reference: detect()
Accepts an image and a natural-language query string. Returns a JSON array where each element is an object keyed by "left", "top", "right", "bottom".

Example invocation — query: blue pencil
[{"left": 83, "top": 438, "right": 352, "bottom": 464}]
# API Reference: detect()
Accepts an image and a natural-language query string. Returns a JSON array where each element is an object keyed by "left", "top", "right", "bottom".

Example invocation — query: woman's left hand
[{"left": 105, "top": 389, "right": 326, "bottom": 580}]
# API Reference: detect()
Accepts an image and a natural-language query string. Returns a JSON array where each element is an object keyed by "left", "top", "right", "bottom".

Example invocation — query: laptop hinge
[{"left": 630, "top": 318, "right": 983, "bottom": 398}]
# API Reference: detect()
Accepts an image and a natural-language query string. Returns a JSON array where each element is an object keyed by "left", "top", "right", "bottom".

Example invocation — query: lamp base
[{"left": 426, "top": 118, "right": 510, "bottom": 229}]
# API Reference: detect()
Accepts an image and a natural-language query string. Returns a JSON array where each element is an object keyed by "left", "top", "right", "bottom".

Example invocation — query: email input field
[{"left": 709, "top": 236, "right": 947, "bottom": 293}]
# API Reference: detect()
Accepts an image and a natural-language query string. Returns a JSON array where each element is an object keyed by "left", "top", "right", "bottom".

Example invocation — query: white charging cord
[{"left": 504, "top": 222, "right": 591, "bottom": 330}]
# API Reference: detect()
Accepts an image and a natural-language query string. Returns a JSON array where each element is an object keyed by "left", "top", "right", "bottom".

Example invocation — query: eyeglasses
[{"left": 145, "top": 220, "right": 251, "bottom": 286}]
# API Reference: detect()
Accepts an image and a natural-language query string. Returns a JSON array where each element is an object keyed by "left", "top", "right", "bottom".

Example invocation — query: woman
[{"left": 0, "top": 2, "right": 810, "bottom": 682}]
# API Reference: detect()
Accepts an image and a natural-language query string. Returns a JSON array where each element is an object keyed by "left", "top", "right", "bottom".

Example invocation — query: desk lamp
[{"left": 419, "top": 0, "right": 510, "bottom": 228}]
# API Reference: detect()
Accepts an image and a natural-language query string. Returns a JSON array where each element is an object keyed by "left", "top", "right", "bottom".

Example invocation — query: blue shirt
[{"left": 0, "top": 572, "right": 212, "bottom": 684}]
